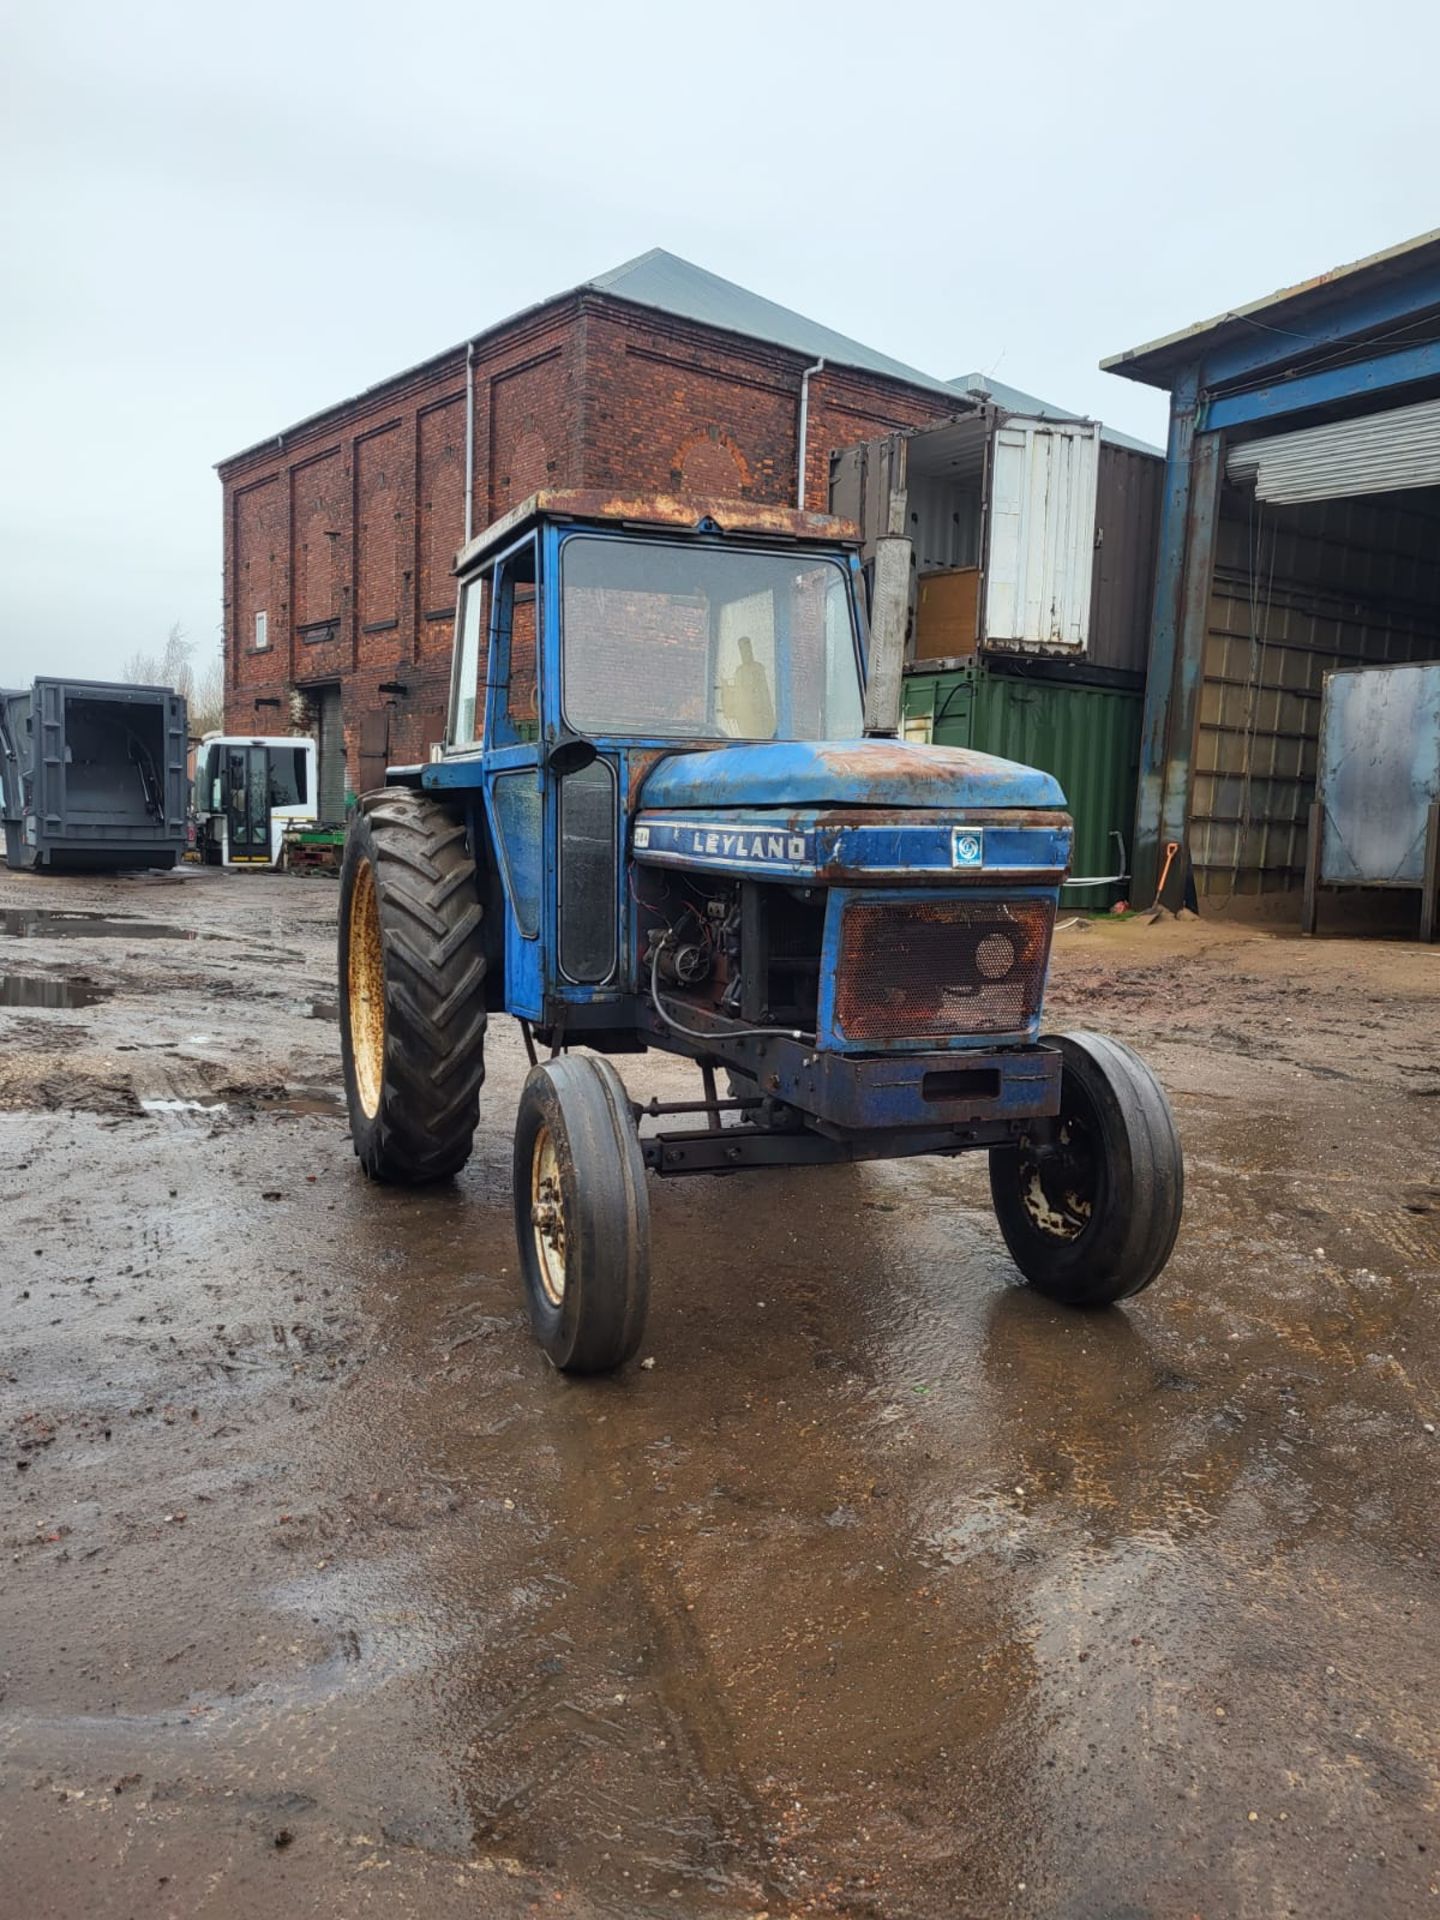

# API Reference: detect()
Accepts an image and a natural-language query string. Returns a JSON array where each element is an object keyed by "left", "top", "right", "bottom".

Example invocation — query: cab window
[{"left": 489, "top": 540, "right": 540, "bottom": 747}]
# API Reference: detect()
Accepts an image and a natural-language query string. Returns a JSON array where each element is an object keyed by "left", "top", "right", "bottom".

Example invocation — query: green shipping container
[{"left": 903, "top": 665, "right": 1141, "bottom": 909}]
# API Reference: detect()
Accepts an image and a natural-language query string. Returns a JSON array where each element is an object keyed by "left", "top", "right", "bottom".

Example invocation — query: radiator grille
[{"left": 833, "top": 897, "right": 1054, "bottom": 1041}]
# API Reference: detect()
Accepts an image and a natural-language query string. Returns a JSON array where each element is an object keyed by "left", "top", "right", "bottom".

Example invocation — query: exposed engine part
[
  {"left": 647, "top": 928, "right": 712, "bottom": 989},
  {"left": 647, "top": 946, "right": 805, "bottom": 1046},
  {"left": 635, "top": 868, "right": 823, "bottom": 1039}
]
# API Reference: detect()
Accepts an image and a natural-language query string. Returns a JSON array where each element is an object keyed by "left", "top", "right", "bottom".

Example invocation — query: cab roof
[{"left": 454, "top": 490, "right": 860, "bottom": 576}]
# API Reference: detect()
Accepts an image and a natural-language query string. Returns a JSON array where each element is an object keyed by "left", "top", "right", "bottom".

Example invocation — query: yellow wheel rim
[
  {"left": 530, "top": 1124, "right": 568, "bottom": 1306},
  {"left": 348, "top": 855, "right": 386, "bottom": 1119}
]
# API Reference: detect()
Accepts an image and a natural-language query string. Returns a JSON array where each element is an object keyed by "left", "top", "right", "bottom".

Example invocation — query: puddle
[
  {"left": 0, "top": 909, "right": 197, "bottom": 941},
  {"left": 140, "top": 1098, "right": 229, "bottom": 1117},
  {"left": 292, "top": 998, "right": 338, "bottom": 1022},
  {"left": 258, "top": 1085, "right": 345, "bottom": 1118},
  {"left": 0, "top": 973, "right": 111, "bottom": 1010}
]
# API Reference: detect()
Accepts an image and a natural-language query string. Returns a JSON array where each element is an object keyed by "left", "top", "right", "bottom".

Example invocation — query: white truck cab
[{"left": 195, "top": 733, "right": 318, "bottom": 868}]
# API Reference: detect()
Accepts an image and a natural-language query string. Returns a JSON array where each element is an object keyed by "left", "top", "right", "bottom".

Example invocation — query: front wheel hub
[
  {"left": 1019, "top": 1117, "right": 1096, "bottom": 1241},
  {"left": 530, "top": 1125, "right": 568, "bottom": 1306}
]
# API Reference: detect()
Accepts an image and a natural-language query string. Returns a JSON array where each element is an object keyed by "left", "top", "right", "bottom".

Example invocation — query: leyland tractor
[{"left": 337, "top": 491, "right": 1183, "bottom": 1373}]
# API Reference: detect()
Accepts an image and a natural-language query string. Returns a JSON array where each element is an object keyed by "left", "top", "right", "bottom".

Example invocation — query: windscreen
[{"left": 561, "top": 535, "right": 863, "bottom": 741}]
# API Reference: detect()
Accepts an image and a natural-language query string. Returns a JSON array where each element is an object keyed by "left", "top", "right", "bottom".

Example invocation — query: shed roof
[{"left": 1102, "top": 228, "right": 1440, "bottom": 388}]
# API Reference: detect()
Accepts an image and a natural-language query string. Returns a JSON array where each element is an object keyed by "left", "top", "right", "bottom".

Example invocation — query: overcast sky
[{"left": 3, "top": 0, "right": 1436, "bottom": 685}]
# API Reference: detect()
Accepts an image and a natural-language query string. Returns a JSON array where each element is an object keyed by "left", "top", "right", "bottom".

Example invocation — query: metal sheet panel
[
  {"left": 1317, "top": 663, "right": 1440, "bottom": 884},
  {"left": 982, "top": 419, "right": 1100, "bottom": 653},
  {"left": 1227, "top": 396, "right": 1440, "bottom": 504},
  {"left": 907, "top": 473, "right": 981, "bottom": 572},
  {"left": 1088, "top": 441, "right": 1163, "bottom": 675},
  {"left": 827, "top": 434, "right": 908, "bottom": 566}
]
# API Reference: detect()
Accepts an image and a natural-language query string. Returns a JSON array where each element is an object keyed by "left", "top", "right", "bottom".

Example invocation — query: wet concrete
[{"left": 1, "top": 870, "right": 1436, "bottom": 1918}]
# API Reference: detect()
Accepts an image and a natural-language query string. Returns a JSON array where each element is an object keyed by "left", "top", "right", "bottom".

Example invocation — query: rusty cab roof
[{"left": 453, "top": 490, "right": 861, "bottom": 577}]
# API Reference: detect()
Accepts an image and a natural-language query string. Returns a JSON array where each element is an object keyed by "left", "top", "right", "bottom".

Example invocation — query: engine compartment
[{"left": 635, "top": 869, "right": 827, "bottom": 1037}]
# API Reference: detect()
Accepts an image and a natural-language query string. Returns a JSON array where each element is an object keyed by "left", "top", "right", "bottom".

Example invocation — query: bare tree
[
  {"left": 123, "top": 623, "right": 194, "bottom": 699},
  {"left": 188, "top": 640, "right": 225, "bottom": 736},
  {"left": 122, "top": 622, "right": 225, "bottom": 735}
]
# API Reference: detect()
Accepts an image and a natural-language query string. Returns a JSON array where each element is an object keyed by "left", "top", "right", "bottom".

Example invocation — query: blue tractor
[{"left": 338, "top": 491, "right": 1182, "bottom": 1372}]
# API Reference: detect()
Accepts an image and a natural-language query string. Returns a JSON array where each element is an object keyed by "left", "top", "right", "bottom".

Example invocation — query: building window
[{"left": 255, "top": 610, "right": 269, "bottom": 651}]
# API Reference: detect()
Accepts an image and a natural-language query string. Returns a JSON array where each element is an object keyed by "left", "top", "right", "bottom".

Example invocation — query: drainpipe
[
  {"left": 463, "top": 341, "right": 477, "bottom": 544},
  {"left": 796, "top": 356, "right": 825, "bottom": 508}
]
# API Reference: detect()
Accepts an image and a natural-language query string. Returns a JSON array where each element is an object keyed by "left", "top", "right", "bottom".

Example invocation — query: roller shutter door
[{"left": 1226, "top": 395, "right": 1440, "bottom": 505}]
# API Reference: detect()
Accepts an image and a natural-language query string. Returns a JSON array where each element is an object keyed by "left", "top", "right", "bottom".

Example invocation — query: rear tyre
[
  {"left": 514, "top": 1056, "right": 651, "bottom": 1374},
  {"left": 988, "top": 1031, "right": 1182, "bottom": 1307},
  {"left": 338, "top": 788, "right": 487, "bottom": 1183}
]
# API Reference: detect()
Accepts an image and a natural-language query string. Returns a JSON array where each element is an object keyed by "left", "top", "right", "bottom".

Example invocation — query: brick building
[{"left": 216, "top": 250, "right": 958, "bottom": 815}]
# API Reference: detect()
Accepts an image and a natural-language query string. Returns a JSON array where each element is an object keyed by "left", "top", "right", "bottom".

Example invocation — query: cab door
[
  {"left": 225, "top": 745, "right": 270, "bottom": 863},
  {"left": 479, "top": 537, "right": 545, "bottom": 1018}
]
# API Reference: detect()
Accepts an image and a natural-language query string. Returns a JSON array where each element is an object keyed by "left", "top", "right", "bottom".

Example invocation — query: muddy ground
[{"left": 0, "top": 866, "right": 1436, "bottom": 1920}]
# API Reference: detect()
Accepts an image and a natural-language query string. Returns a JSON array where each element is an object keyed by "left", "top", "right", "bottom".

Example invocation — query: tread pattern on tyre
[
  {"left": 345, "top": 787, "right": 487, "bottom": 1183},
  {"left": 513, "top": 1054, "right": 651, "bottom": 1374},
  {"left": 990, "top": 1029, "right": 1183, "bottom": 1306},
  {"left": 1068, "top": 1030, "right": 1183, "bottom": 1301}
]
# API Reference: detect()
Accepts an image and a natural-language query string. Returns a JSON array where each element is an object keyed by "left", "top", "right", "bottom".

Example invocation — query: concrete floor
[{"left": 1, "top": 866, "right": 1437, "bottom": 1919}]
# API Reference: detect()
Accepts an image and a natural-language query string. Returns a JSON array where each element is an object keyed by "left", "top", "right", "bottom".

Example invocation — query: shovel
[{"left": 1137, "top": 840, "right": 1181, "bottom": 924}]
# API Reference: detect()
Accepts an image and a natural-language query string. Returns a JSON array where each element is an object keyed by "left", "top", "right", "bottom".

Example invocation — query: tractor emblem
[{"left": 953, "top": 829, "right": 984, "bottom": 867}]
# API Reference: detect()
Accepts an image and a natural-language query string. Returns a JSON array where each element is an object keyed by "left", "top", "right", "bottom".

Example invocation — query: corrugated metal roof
[
  {"left": 948, "top": 372, "right": 1163, "bottom": 456},
  {"left": 1101, "top": 228, "right": 1440, "bottom": 387},
  {"left": 587, "top": 250, "right": 958, "bottom": 396}
]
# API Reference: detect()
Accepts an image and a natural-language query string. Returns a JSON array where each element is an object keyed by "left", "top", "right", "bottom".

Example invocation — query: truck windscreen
[{"left": 560, "top": 535, "right": 863, "bottom": 741}]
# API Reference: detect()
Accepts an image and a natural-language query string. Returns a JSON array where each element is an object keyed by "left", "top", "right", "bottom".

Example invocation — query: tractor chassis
[
  {"left": 638, "top": 1112, "right": 1034, "bottom": 1176},
  {"left": 531, "top": 1024, "right": 1066, "bottom": 1178}
]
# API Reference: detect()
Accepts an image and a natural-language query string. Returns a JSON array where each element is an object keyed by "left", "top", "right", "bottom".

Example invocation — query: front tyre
[
  {"left": 338, "top": 788, "right": 487, "bottom": 1183},
  {"left": 989, "top": 1031, "right": 1182, "bottom": 1307},
  {"left": 514, "top": 1056, "right": 651, "bottom": 1374}
]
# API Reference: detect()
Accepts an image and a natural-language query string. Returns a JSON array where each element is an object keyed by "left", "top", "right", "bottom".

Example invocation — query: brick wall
[{"left": 218, "top": 288, "right": 953, "bottom": 788}]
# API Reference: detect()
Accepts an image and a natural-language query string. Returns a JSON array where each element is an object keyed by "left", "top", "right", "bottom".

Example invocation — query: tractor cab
[{"left": 338, "top": 492, "right": 1183, "bottom": 1374}]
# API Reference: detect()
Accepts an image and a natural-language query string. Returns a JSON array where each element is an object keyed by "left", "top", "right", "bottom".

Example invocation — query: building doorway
[{"left": 314, "top": 684, "right": 346, "bottom": 825}]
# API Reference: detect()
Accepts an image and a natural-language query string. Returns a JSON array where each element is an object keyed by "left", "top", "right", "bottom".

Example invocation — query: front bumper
[{"left": 734, "top": 1033, "right": 1060, "bottom": 1133}]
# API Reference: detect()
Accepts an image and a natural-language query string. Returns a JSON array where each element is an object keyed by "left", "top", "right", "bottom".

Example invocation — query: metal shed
[{"left": 1103, "top": 228, "right": 1440, "bottom": 915}]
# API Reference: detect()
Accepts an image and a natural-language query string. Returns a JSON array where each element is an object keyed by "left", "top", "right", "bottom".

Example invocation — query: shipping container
[
  {"left": 830, "top": 410, "right": 1162, "bottom": 676},
  {"left": 0, "top": 678, "right": 189, "bottom": 872},
  {"left": 903, "top": 662, "right": 1142, "bottom": 909}
]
